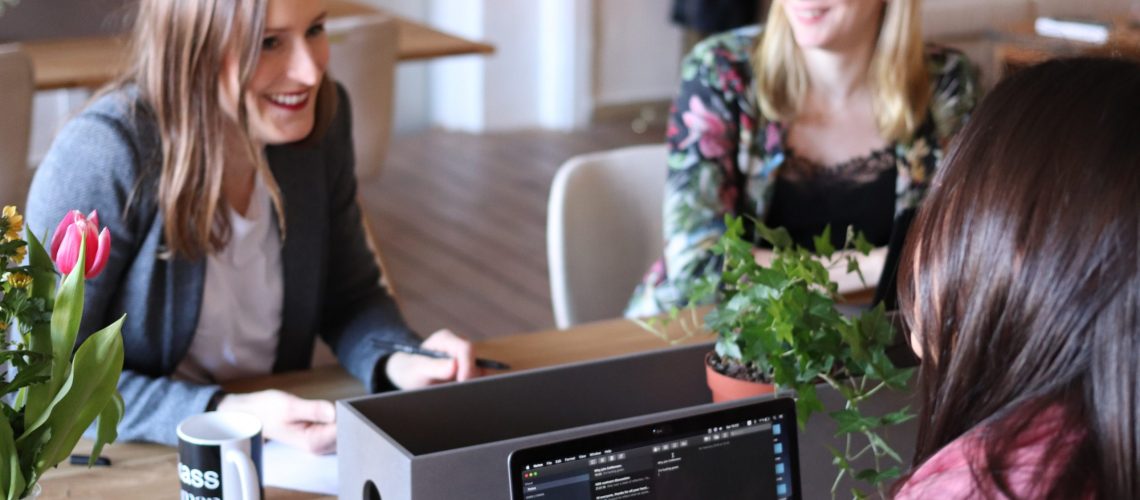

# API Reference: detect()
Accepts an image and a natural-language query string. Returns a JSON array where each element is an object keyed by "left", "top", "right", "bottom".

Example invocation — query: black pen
[
  {"left": 70, "top": 454, "right": 112, "bottom": 466},
  {"left": 374, "top": 340, "right": 511, "bottom": 370}
]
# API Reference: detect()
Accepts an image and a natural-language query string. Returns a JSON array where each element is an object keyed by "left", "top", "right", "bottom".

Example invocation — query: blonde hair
[
  {"left": 111, "top": 0, "right": 336, "bottom": 259},
  {"left": 755, "top": 0, "right": 929, "bottom": 142}
]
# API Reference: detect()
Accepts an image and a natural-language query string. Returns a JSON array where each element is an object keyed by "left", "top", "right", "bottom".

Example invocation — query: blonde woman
[
  {"left": 626, "top": 0, "right": 979, "bottom": 318},
  {"left": 26, "top": 0, "right": 480, "bottom": 453}
]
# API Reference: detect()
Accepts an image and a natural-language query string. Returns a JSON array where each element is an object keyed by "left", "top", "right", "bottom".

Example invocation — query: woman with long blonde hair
[
  {"left": 626, "top": 0, "right": 979, "bottom": 317},
  {"left": 26, "top": 0, "right": 480, "bottom": 453}
]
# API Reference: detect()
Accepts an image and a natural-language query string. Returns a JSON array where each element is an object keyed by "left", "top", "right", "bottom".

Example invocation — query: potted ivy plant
[
  {"left": 640, "top": 215, "right": 914, "bottom": 499},
  {"left": 1, "top": 206, "right": 125, "bottom": 500}
]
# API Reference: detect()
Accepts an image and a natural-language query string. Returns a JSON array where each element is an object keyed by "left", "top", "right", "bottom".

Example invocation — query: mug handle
[{"left": 225, "top": 449, "right": 261, "bottom": 500}]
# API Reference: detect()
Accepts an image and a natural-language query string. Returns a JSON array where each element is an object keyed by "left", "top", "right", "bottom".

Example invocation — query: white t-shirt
[{"left": 174, "top": 176, "right": 283, "bottom": 384}]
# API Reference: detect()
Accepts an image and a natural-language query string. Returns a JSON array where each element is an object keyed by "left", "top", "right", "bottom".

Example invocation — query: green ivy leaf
[
  {"left": 812, "top": 225, "right": 835, "bottom": 257},
  {"left": 866, "top": 432, "right": 902, "bottom": 464},
  {"left": 879, "top": 406, "right": 915, "bottom": 426},
  {"left": 830, "top": 409, "right": 877, "bottom": 435},
  {"left": 855, "top": 466, "right": 901, "bottom": 485}
]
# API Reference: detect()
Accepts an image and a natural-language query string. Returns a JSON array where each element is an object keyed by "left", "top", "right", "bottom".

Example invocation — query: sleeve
[
  {"left": 316, "top": 85, "right": 420, "bottom": 392},
  {"left": 928, "top": 47, "right": 982, "bottom": 145},
  {"left": 25, "top": 105, "right": 221, "bottom": 446},
  {"left": 625, "top": 37, "right": 748, "bottom": 318}
]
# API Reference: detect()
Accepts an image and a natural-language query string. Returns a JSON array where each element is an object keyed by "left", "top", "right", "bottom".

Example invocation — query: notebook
[{"left": 508, "top": 397, "right": 801, "bottom": 500}]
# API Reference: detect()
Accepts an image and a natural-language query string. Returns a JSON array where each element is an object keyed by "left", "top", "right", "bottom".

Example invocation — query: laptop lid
[{"left": 508, "top": 397, "right": 801, "bottom": 500}]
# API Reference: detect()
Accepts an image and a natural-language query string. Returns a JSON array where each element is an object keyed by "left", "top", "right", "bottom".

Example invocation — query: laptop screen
[{"left": 508, "top": 397, "right": 800, "bottom": 500}]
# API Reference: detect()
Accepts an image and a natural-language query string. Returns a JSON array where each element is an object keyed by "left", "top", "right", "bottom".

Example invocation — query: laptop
[{"left": 508, "top": 397, "right": 801, "bottom": 500}]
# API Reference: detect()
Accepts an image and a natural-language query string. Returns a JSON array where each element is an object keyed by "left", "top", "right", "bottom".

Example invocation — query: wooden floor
[{"left": 358, "top": 120, "right": 665, "bottom": 341}]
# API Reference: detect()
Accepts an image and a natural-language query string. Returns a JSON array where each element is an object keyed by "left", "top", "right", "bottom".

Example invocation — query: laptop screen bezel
[{"left": 507, "top": 397, "right": 801, "bottom": 500}]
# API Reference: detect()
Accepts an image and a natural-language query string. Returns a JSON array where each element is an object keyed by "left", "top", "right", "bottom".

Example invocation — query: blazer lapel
[{"left": 267, "top": 145, "right": 327, "bottom": 371}]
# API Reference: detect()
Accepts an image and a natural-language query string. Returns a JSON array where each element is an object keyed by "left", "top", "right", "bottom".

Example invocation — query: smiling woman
[
  {"left": 24, "top": 0, "right": 484, "bottom": 455},
  {"left": 219, "top": 0, "right": 330, "bottom": 145}
]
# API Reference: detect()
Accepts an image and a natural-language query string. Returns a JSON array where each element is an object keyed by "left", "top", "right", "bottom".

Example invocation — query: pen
[
  {"left": 373, "top": 340, "right": 511, "bottom": 370},
  {"left": 70, "top": 454, "right": 112, "bottom": 466}
]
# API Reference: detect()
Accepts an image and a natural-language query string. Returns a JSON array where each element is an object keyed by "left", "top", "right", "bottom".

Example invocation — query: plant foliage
[
  {"left": 643, "top": 215, "right": 914, "bottom": 499},
  {"left": 0, "top": 207, "right": 125, "bottom": 499}
]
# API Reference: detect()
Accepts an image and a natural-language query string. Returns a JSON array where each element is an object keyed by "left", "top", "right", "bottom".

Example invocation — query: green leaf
[
  {"left": 866, "top": 432, "right": 903, "bottom": 464},
  {"left": 853, "top": 231, "right": 873, "bottom": 255},
  {"left": 830, "top": 409, "right": 877, "bottom": 435},
  {"left": 812, "top": 225, "right": 835, "bottom": 257},
  {"left": 48, "top": 239, "right": 86, "bottom": 397},
  {"left": 879, "top": 406, "right": 915, "bottom": 426},
  {"left": 755, "top": 222, "right": 793, "bottom": 250},
  {"left": 19, "top": 315, "right": 125, "bottom": 476},
  {"left": 827, "top": 445, "right": 850, "bottom": 470},
  {"left": 855, "top": 466, "right": 901, "bottom": 486},
  {"left": 0, "top": 416, "right": 26, "bottom": 500},
  {"left": 88, "top": 391, "right": 124, "bottom": 466},
  {"left": 22, "top": 232, "right": 55, "bottom": 430}
]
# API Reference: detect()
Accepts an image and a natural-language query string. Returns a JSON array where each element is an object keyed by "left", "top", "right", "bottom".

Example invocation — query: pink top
[{"left": 894, "top": 407, "right": 1083, "bottom": 499}]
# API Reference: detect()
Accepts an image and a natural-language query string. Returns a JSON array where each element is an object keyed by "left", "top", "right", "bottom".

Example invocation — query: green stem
[{"left": 855, "top": 382, "right": 887, "bottom": 403}]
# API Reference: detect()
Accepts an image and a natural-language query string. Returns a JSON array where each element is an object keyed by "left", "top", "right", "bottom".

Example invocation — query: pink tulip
[{"left": 49, "top": 210, "right": 111, "bottom": 279}]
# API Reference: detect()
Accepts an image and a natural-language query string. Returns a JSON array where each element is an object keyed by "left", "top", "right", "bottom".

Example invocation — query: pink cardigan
[{"left": 895, "top": 408, "right": 1083, "bottom": 499}]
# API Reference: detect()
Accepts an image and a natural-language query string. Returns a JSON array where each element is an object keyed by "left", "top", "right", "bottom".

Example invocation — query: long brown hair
[
  {"left": 755, "top": 0, "right": 929, "bottom": 142},
  {"left": 112, "top": 0, "right": 334, "bottom": 259},
  {"left": 898, "top": 57, "right": 1140, "bottom": 498}
]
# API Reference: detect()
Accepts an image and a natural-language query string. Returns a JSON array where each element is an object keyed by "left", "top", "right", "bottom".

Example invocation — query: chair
[
  {"left": 0, "top": 45, "right": 34, "bottom": 208},
  {"left": 327, "top": 15, "right": 398, "bottom": 181},
  {"left": 547, "top": 144, "right": 668, "bottom": 329}
]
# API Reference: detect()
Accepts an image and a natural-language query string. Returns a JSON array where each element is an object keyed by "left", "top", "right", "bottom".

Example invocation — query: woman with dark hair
[
  {"left": 894, "top": 56, "right": 1140, "bottom": 498},
  {"left": 26, "top": 0, "right": 481, "bottom": 453}
]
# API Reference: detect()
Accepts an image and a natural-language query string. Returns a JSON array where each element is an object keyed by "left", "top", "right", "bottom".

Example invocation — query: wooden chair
[
  {"left": 0, "top": 45, "right": 35, "bottom": 208},
  {"left": 328, "top": 14, "right": 398, "bottom": 181}
]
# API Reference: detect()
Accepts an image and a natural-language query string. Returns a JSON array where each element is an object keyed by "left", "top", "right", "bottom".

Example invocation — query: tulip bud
[{"left": 49, "top": 210, "right": 111, "bottom": 279}]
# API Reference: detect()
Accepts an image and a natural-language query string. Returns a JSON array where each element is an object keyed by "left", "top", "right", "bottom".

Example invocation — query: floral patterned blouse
[{"left": 625, "top": 26, "right": 980, "bottom": 318}]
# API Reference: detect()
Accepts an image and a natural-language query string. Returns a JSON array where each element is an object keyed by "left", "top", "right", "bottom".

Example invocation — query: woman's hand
[
  {"left": 385, "top": 329, "right": 482, "bottom": 389},
  {"left": 216, "top": 389, "right": 337, "bottom": 455}
]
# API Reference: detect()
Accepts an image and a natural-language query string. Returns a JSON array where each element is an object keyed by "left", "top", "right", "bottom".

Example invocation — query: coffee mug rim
[{"left": 177, "top": 411, "right": 263, "bottom": 446}]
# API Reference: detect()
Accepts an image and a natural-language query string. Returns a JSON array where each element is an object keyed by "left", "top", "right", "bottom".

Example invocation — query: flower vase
[{"left": 20, "top": 483, "right": 42, "bottom": 499}]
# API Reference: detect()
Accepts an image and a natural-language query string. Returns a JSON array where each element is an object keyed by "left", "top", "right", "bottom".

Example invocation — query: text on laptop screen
[{"left": 510, "top": 398, "right": 799, "bottom": 500}]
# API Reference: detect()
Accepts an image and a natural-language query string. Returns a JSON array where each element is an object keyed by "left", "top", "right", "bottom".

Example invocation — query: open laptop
[{"left": 508, "top": 397, "right": 801, "bottom": 500}]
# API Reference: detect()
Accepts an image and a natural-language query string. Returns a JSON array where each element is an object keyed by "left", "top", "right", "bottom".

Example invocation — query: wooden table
[
  {"left": 994, "top": 18, "right": 1140, "bottom": 78},
  {"left": 36, "top": 317, "right": 708, "bottom": 499},
  {"left": 19, "top": 0, "right": 494, "bottom": 91}
]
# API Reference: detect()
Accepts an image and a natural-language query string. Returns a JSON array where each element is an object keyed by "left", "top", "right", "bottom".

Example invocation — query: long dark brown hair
[{"left": 897, "top": 57, "right": 1140, "bottom": 498}]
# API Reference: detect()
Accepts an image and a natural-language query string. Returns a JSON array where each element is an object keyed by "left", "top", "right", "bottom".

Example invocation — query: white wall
[{"left": 593, "top": 0, "right": 684, "bottom": 107}]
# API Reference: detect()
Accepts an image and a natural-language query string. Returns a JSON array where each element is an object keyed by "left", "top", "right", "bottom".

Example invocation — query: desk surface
[
  {"left": 995, "top": 18, "right": 1140, "bottom": 77},
  {"left": 37, "top": 316, "right": 706, "bottom": 499},
  {"left": 19, "top": 0, "right": 494, "bottom": 91}
]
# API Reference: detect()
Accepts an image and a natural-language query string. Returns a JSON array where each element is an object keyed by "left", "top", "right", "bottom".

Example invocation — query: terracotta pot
[{"left": 705, "top": 352, "right": 776, "bottom": 402}]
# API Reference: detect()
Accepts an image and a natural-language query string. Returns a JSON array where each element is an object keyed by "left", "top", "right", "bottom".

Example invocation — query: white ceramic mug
[{"left": 177, "top": 411, "right": 263, "bottom": 500}]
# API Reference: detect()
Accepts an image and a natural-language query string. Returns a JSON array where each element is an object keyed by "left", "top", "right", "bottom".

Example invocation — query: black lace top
[{"left": 765, "top": 147, "right": 897, "bottom": 250}]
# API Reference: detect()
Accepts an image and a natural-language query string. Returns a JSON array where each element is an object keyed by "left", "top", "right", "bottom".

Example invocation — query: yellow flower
[
  {"left": 2, "top": 205, "right": 23, "bottom": 241},
  {"left": 0, "top": 321, "right": 7, "bottom": 331},
  {"left": 11, "top": 244, "right": 26, "bottom": 265},
  {"left": 4, "top": 271, "right": 31, "bottom": 289}
]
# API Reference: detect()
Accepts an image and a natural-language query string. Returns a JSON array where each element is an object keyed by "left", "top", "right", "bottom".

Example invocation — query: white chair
[
  {"left": 547, "top": 144, "right": 668, "bottom": 329},
  {"left": 327, "top": 15, "right": 397, "bottom": 181},
  {"left": 0, "top": 45, "right": 34, "bottom": 208}
]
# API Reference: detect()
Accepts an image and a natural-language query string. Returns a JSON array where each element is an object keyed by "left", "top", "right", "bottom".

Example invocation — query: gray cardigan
[{"left": 26, "top": 85, "right": 420, "bottom": 445}]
